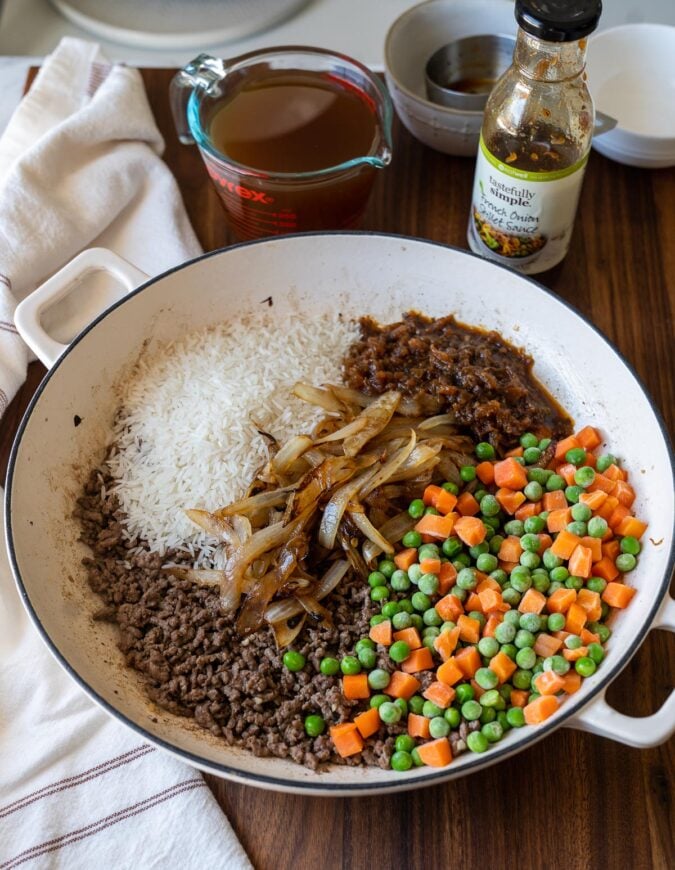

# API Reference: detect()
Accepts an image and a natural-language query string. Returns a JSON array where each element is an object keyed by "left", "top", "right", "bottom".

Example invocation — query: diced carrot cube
[
  {"left": 457, "top": 614, "right": 481, "bottom": 644},
  {"left": 613, "top": 481, "right": 636, "bottom": 507},
  {"left": 330, "top": 723, "right": 364, "bottom": 757},
  {"left": 568, "top": 544, "right": 593, "bottom": 579},
  {"left": 423, "top": 681, "right": 456, "bottom": 709},
  {"left": 581, "top": 536, "right": 603, "bottom": 562},
  {"left": 436, "top": 657, "right": 464, "bottom": 686},
  {"left": 483, "top": 612, "right": 504, "bottom": 638},
  {"left": 423, "top": 484, "right": 443, "bottom": 506},
  {"left": 435, "top": 594, "right": 464, "bottom": 622},
  {"left": 543, "top": 490, "right": 568, "bottom": 512},
  {"left": 489, "top": 650, "right": 517, "bottom": 683},
  {"left": 593, "top": 557, "right": 619, "bottom": 583},
  {"left": 524, "top": 694, "right": 560, "bottom": 725},
  {"left": 579, "top": 490, "right": 607, "bottom": 510},
  {"left": 435, "top": 489, "right": 458, "bottom": 516},
  {"left": 505, "top": 445, "right": 524, "bottom": 457},
  {"left": 533, "top": 633, "right": 563, "bottom": 657},
  {"left": 438, "top": 562, "right": 457, "bottom": 594},
  {"left": 546, "top": 588, "right": 577, "bottom": 614},
  {"left": 563, "top": 646, "right": 588, "bottom": 662},
  {"left": 596, "top": 496, "right": 619, "bottom": 522},
  {"left": 534, "top": 670, "right": 566, "bottom": 695},
  {"left": 342, "top": 674, "right": 370, "bottom": 699},
  {"left": 615, "top": 516, "right": 648, "bottom": 539},
  {"left": 454, "top": 516, "right": 487, "bottom": 547},
  {"left": 478, "top": 588, "right": 503, "bottom": 613},
  {"left": 515, "top": 501, "right": 541, "bottom": 521},
  {"left": 475, "top": 461, "right": 495, "bottom": 485},
  {"left": 592, "top": 476, "right": 618, "bottom": 496},
  {"left": 577, "top": 588, "right": 602, "bottom": 622},
  {"left": 393, "top": 627, "right": 422, "bottom": 650},
  {"left": 394, "top": 548, "right": 418, "bottom": 571},
  {"left": 547, "top": 508, "right": 572, "bottom": 533},
  {"left": 354, "top": 706, "right": 381, "bottom": 738},
  {"left": 565, "top": 602, "right": 587, "bottom": 635},
  {"left": 601, "top": 539, "right": 620, "bottom": 560},
  {"left": 602, "top": 582, "right": 637, "bottom": 609},
  {"left": 496, "top": 487, "right": 527, "bottom": 515},
  {"left": 416, "top": 737, "right": 452, "bottom": 767},
  {"left": 580, "top": 628, "right": 600, "bottom": 645},
  {"left": 465, "top": 592, "right": 483, "bottom": 613},
  {"left": 407, "top": 712, "right": 431, "bottom": 739},
  {"left": 557, "top": 463, "right": 578, "bottom": 486},
  {"left": 401, "top": 647, "right": 434, "bottom": 673},
  {"left": 603, "top": 463, "right": 626, "bottom": 482},
  {"left": 498, "top": 535, "right": 524, "bottom": 563},
  {"left": 538, "top": 533, "right": 553, "bottom": 552},
  {"left": 419, "top": 557, "right": 441, "bottom": 575},
  {"left": 494, "top": 457, "right": 528, "bottom": 490},
  {"left": 510, "top": 689, "right": 529, "bottom": 707},
  {"left": 369, "top": 619, "right": 392, "bottom": 646},
  {"left": 575, "top": 426, "right": 602, "bottom": 450},
  {"left": 498, "top": 560, "right": 518, "bottom": 574},
  {"left": 414, "top": 513, "right": 457, "bottom": 540},
  {"left": 476, "top": 575, "right": 501, "bottom": 593},
  {"left": 562, "top": 671, "right": 582, "bottom": 694},
  {"left": 433, "top": 626, "right": 461, "bottom": 661},
  {"left": 518, "top": 588, "right": 547, "bottom": 614},
  {"left": 454, "top": 645, "right": 482, "bottom": 678},
  {"left": 386, "top": 671, "right": 420, "bottom": 700},
  {"left": 550, "top": 530, "right": 582, "bottom": 560},
  {"left": 608, "top": 504, "right": 630, "bottom": 531},
  {"left": 456, "top": 491, "right": 480, "bottom": 517},
  {"left": 555, "top": 435, "right": 581, "bottom": 460}
]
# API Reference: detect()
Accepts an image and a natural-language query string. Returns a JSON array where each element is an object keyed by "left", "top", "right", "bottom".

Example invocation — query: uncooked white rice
[{"left": 105, "top": 311, "right": 360, "bottom": 565}]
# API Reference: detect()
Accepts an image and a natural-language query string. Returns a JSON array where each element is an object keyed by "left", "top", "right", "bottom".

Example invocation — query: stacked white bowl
[{"left": 587, "top": 24, "right": 675, "bottom": 169}]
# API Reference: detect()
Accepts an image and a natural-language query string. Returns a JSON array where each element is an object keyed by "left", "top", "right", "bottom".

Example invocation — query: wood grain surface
[{"left": 2, "top": 68, "right": 673, "bottom": 870}]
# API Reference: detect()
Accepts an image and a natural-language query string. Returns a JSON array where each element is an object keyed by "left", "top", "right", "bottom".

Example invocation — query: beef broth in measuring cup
[{"left": 171, "top": 49, "right": 393, "bottom": 239}]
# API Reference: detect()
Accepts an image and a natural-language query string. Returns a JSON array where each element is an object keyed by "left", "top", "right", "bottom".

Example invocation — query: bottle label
[{"left": 468, "top": 134, "right": 589, "bottom": 273}]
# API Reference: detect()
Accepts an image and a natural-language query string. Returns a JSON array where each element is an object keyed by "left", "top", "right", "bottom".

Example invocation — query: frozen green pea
[
  {"left": 565, "top": 486, "right": 583, "bottom": 504},
  {"left": 390, "top": 569, "right": 411, "bottom": 592},
  {"left": 429, "top": 717, "right": 450, "bottom": 738},
  {"left": 587, "top": 516, "right": 608, "bottom": 538},
  {"left": 616, "top": 553, "right": 637, "bottom": 572},
  {"left": 620, "top": 536, "right": 641, "bottom": 555}
]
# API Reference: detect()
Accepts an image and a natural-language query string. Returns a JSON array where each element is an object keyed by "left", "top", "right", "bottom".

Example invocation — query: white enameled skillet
[{"left": 7, "top": 233, "right": 675, "bottom": 795}]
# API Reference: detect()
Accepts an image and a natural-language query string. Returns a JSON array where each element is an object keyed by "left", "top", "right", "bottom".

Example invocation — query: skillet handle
[
  {"left": 14, "top": 248, "right": 148, "bottom": 368},
  {"left": 565, "top": 594, "right": 675, "bottom": 748}
]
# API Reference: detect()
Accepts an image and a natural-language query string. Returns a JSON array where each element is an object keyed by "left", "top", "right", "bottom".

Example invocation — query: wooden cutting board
[{"left": 1, "top": 66, "right": 672, "bottom": 870}]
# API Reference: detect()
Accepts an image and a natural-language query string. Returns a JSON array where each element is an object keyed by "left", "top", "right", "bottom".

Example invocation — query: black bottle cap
[{"left": 515, "top": 0, "right": 602, "bottom": 42}]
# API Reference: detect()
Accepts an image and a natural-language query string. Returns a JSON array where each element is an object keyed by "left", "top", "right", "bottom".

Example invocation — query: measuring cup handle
[
  {"left": 170, "top": 70, "right": 198, "bottom": 145},
  {"left": 170, "top": 54, "right": 228, "bottom": 146}
]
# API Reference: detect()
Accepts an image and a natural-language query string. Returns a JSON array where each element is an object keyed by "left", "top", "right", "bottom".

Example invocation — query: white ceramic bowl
[
  {"left": 587, "top": 24, "right": 675, "bottom": 168},
  {"left": 384, "top": 0, "right": 516, "bottom": 156},
  {"left": 8, "top": 234, "right": 675, "bottom": 795}
]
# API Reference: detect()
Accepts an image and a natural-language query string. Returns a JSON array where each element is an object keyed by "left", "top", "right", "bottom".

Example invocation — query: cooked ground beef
[
  {"left": 77, "top": 470, "right": 466, "bottom": 770},
  {"left": 343, "top": 313, "right": 572, "bottom": 450}
]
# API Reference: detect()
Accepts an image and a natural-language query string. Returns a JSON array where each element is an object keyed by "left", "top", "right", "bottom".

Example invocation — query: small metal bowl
[{"left": 425, "top": 34, "right": 515, "bottom": 112}]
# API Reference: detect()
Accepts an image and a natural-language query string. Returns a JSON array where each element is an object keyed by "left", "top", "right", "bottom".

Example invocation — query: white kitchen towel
[
  {"left": 0, "top": 498, "right": 252, "bottom": 869},
  {"left": 0, "top": 36, "right": 201, "bottom": 417},
  {"left": 0, "top": 39, "right": 251, "bottom": 869}
]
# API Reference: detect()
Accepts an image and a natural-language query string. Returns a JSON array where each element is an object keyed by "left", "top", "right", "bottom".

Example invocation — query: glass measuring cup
[{"left": 171, "top": 48, "right": 393, "bottom": 240}]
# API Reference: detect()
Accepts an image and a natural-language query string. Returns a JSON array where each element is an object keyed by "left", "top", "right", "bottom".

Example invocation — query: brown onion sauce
[{"left": 343, "top": 312, "right": 572, "bottom": 451}]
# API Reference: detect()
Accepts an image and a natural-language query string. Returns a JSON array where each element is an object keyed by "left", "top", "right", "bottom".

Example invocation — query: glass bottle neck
[{"left": 514, "top": 30, "right": 588, "bottom": 82}]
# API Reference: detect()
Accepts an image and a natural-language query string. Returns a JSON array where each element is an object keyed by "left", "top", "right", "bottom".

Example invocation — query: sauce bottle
[{"left": 467, "top": 0, "right": 602, "bottom": 274}]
